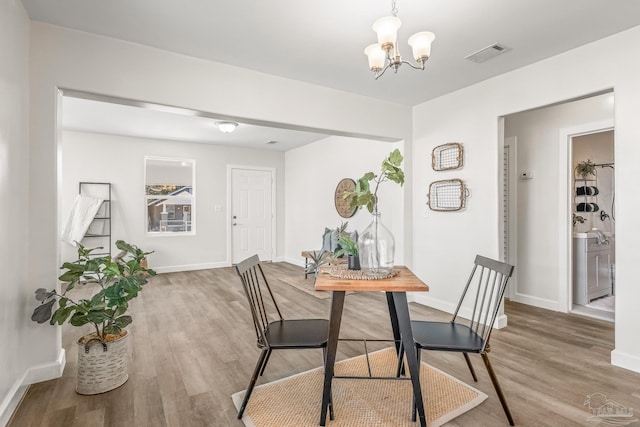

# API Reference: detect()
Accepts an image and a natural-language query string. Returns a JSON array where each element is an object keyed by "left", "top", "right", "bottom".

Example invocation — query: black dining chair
[
  {"left": 399, "top": 255, "right": 515, "bottom": 425},
  {"left": 234, "top": 254, "right": 332, "bottom": 419}
]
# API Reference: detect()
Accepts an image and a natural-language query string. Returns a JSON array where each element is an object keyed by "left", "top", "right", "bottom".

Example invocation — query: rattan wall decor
[
  {"left": 432, "top": 142, "right": 463, "bottom": 171},
  {"left": 427, "top": 178, "right": 469, "bottom": 211}
]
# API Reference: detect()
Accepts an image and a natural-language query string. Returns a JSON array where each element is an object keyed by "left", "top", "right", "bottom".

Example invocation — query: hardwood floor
[{"left": 10, "top": 262, "right": 637, "bottom": 426}]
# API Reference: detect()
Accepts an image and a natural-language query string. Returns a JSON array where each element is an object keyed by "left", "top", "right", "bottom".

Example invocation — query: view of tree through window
[{"left": 145, "top": 157, "right": 195, "bottom": 234}]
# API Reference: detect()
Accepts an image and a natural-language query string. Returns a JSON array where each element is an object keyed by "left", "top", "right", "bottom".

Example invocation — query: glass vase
[{"left": 358, "top": 209, "right": 395, "bottom": 275}]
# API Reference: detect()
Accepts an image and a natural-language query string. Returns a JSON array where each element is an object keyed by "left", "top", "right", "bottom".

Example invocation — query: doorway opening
[
  {"left": 570, "top": 130, "right": 615, "bottom": 322},
  {"left": 501, "top": 91, "right": 615, "bottom": 320}
]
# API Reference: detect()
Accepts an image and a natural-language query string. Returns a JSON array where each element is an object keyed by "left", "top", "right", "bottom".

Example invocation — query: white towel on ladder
[{"left": 61, "top": 195, "right": 104, "bottom": 246}]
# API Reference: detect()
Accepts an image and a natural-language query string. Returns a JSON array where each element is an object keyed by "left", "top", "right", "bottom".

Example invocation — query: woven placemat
[{"left": 327, "top": 264, "right": 398, "bottom": 280}]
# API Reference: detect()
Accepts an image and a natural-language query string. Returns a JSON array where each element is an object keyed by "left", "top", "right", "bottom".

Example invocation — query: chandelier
[{"left": 364, "top": 0, "right": 436, "bottom": 79}]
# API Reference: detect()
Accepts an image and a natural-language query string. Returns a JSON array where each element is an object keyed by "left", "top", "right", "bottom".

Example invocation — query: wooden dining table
[{"left": 315, "top": 266, "right": 429, "bottom": 427}]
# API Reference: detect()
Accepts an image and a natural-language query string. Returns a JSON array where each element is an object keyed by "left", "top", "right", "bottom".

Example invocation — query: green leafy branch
[
  {"left": 334, "top": 234, "right": 358, "bottom": 257},
  {"left": 344, "top": 149, "right": 405, "bottom": 213}
]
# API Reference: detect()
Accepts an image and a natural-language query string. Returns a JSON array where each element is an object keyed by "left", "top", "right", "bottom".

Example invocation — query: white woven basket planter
[{"left": 76, "top": 331, "right": 129, "bottom": 395}]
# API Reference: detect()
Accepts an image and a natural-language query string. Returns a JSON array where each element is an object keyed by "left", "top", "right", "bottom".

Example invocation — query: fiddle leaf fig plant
[
  {"left": 345, "top": 149, "right": 405, "bottom": 213},
  {"left": 31, "top": 240, "right": 156, "bottom": 343}
]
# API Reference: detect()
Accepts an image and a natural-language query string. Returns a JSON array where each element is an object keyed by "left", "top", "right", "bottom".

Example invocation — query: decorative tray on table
[{"left": 327, "top": 264, "right": 398, "bottom": 280}]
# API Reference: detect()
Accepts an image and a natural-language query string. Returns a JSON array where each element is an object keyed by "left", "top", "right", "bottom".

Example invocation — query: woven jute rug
[{"left": 232, "top": 347, "right": 487, "bottom": 427}]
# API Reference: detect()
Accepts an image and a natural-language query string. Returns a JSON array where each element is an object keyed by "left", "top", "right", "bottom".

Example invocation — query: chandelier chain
[{"left": 391, "top": 0, "right": 398, "bottom": 17}]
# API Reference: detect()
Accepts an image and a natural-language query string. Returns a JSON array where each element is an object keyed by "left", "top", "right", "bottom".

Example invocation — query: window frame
[{"left": 144, "top": 156, "right": 196, "bottom": 236}]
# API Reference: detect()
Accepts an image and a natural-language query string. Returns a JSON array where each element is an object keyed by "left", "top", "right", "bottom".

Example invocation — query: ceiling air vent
[{"left": 464, "top": 43, "right": 511, "bottom": 63}]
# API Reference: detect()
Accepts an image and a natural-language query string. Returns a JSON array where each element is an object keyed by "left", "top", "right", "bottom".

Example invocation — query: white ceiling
[
  {"left": 24, "top": 0, "right": 640, "bottom": 149},
  {"left": 62, "top": 96, "right": 330, "bottom": 151},
  {"left": 22, "top": 0, "right": 640, "bottom": 106}
]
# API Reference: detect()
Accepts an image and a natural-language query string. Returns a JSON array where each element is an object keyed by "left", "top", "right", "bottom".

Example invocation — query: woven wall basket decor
[{"left": 76, "top": 330, "right": 130, "bottom": 395}]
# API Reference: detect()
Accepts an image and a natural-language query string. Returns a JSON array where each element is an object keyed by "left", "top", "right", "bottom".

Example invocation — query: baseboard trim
[
  {"left": 22, "top": 349, "right": 66, "bottom": 385},
  {"left": 495, "top": 314, "right": 508, "bottom": 329},
  {"left": 0, "top": 382, "right": 27, "bottom": 427},
  {"left": 611, "top": 349, "right": 640, "bottom": 374},
  {"left": 153, "top": 261, "right": 231, "bottom": 274},
  {"left": 410, "top": 294, "right": 508, "bottom": 329},
  {"left": 284, "top": 256, "right": 305, "bottom": 268},
  {"left": 510, "top": 292, "right": 559, "bottom": 311},
  {"left": 0, "top": 349, "right": 65, "bottom": 426},
  {"left": 410, "top": 293, "right": 456, "bottom": 314}
]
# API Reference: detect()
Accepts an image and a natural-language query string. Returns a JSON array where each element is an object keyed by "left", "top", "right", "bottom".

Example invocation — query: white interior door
[{"left": 231, "top": 168, "right": 273, "bottom": 264}]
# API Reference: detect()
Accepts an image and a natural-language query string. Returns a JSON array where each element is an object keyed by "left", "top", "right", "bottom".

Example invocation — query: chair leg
[
  {"left": 395, "top": 341, "right": 405, "bottom": 377},
  {"left": 463, "top": 352, "right": 478, "bottom": 382},
  {"left": 411, "top": 348, "right": 422, "bottom": 422},
  {"left": 259, "top": 348, "right": 272, "bottom": 376},
  {"left": 481, "top": 353, "right": 515, "bottom": 426},
  {"left": 237, "top": 348, "right": 269, "bottom": 419}
]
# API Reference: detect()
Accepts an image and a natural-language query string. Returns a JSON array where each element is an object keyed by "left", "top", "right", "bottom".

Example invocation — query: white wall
[
  {"left": 412, "top": 26, "right": 640, "bottom": 372},
  {"left": 284, "top": 136, "right": 403, "bottom": 265},
  {"left": 504, "top": 94, "right": 614, "bottom": 307},
  {"left": 0, "top": 0, "right": 32, "bottom": 424},
  {"left": 61, "top": 131, "right": 285, "bottom": 271},
  {"left": 28, "top": 22, "right": 411, "bottom": 384}
]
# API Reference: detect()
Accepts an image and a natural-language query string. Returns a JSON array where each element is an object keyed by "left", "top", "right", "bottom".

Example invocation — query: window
[{"left": 145, "top": 157, "right": 195, "bottom": 234}]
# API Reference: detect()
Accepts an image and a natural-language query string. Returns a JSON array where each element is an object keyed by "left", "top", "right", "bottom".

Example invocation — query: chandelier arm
[
  {"left": 374, "top": 63, "right": 393, "bottom": 80},
  {"left": 400, "top": 59, "right": 426, "bottom": 71}
]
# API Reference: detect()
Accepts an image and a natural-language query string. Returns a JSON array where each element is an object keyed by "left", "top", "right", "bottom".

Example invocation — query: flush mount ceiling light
[
  {"left": 364, "top": 0, "right": 435, "bottom": 80},
  {"left": 216, "top": 121, "right": 238, "bottom": 133}
]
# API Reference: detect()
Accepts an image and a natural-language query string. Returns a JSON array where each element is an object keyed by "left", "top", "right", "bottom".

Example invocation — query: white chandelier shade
[
  {"left": 364, "top": 1, "right": 435, "bottom": 79},
  {"left": 364, "top": 44, "right": 386, "bottom": 71},
  {"left": 372, "top": 16, "right": 401, "bottom": 47}
]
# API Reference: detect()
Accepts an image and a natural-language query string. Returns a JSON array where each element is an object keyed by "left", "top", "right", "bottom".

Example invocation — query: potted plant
[
  {"left": 344, "top": 149, "right": 404, "bottom": 274},
  {"left": 576, "top": 159, "right": 597, "bottom": 179},
  {"left": 31, "top": 240, "right": 156, "bottom": 395},
  {"left": 334, "top": 234, "right": 360, "bottom": 270},
  {"left": 303, "top": 250, "right": 331, "bottom": 279}
]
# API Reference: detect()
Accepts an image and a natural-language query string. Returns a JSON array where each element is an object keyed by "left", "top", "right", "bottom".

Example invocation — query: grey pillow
[
  {"left": 320, "top": 228, "right": 332, "bottom": 253},
  {"left": 330, "top": 229, "right": 341, "bottom": 252},
  {"left": 321, "top": 228, "right": 358, "bottom": 254}
]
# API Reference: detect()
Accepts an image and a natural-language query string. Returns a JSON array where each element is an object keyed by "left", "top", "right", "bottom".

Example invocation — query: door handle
[{"left": 233, "top": 222, "right": 237, "bottom": 226}]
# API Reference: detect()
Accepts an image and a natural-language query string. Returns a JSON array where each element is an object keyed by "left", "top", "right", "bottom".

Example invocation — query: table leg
[
  {"left": 386, "top": 292, "right": 401, "bottom": 353},
  {"left": 320, "top": 290, "right": 345, "bottom": 426},
  {"left": 392, "top": 292, "right": 427, "bottom": 427},
  {"left": 386, "top": 291, "right": 404, "bottom": 376}
]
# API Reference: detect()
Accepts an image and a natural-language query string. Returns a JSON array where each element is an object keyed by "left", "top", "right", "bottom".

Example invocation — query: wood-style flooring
[{"left": 9, "top": 262, "right": 637, "bottom": 426}]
